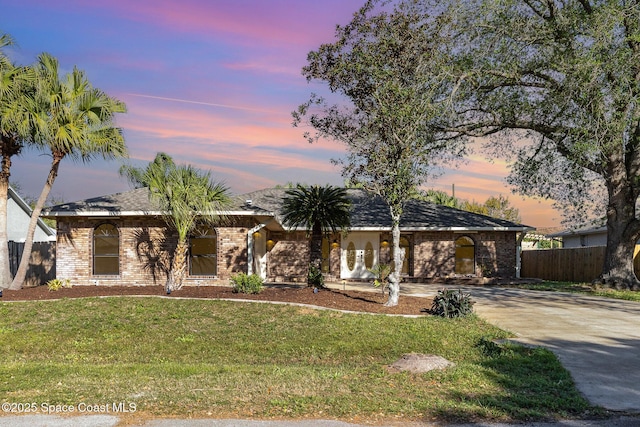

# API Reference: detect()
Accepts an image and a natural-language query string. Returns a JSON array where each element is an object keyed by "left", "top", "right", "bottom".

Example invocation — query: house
[
  {"left": 547, "top": 226, "right": 607, "bottom": 248},
  {"left": 8, "top": 186, "right": 56, "bottom": 243},
  {"left": 43, "top": 187, "right": 532, "bottom": 286}
]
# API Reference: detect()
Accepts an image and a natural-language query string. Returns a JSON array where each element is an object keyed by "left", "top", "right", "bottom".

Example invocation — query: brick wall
[
  {"left": 55, "top": 217, "right": 251, "bottom": 286},
  {"left": 55, "top": 217, "right": 519, "bottom": 287},
  {"left": 412, "top": 231, "right": 517, "bottom": 278},
  {"left": 266, "top": 231, "right": 309, "bottom": 282}
]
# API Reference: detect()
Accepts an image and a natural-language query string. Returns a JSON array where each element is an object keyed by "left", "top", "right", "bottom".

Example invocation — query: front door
[{"left": 341, "top": 232, "right": 379, "bottom": 279}]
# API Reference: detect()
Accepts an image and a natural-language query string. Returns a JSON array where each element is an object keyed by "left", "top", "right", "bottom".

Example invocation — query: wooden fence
[
  {"left": 8, "top": 241, "right": 56, "bottom": 287},
  {"left": 521, "top": 246, "right": 640, "bottom": 282}
]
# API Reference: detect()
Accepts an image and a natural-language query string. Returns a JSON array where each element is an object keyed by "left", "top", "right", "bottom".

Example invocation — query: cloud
[{"left": 125, "top": 93, "right": 279, "bottom": 113}]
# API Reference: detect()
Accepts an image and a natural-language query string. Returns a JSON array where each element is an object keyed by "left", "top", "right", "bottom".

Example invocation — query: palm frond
[{"left": 281, "top": 184, "right": 351, "bottom": 235}]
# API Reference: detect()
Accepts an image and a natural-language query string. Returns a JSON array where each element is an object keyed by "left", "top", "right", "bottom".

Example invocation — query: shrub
[
  {"left": 369, "top": 263, "right": 390, "bottom": 294},
  {"left": 429, "top": 288, "right": 474, "bottom": 318},
  {"left": 231, "top": 273, "right": 263, "bottom": 294},
  {"left": 307, "top": 264, "right": 324, "bottom": 288},
  {"left": 46, "top": 278, "right": 72, "bottom": 292}
]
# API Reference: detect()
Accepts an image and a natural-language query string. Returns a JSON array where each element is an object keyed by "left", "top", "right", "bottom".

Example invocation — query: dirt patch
[
  {"left": 0, "top": 284, "right": 432, "bottom": 316},
  {"left": 388, "top": 353, "right": 455, "bottom": 373}
]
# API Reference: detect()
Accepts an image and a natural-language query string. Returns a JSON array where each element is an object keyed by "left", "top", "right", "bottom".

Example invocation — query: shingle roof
[
  {"left": 547, "top": 225, "right": 606, "bottom": 238},
  {"left": 43, "top": 187, "right": 160, "bottom": 215},
  {"left": 239, "top": 188, "right": 531, "bottom": 231},
  {"left": 44, "top": 186, "right": 532, "bottom": 231}
]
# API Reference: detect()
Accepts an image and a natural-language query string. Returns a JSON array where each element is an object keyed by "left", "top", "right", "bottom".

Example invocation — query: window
[
  {"left": 190, "top": 226, "right": 217, "bottom": 276},
  {"left": 93, "top": 224, "right": 119, "bottom": 275},
  {"left": 455, "top": 236, "right": 475, "bottom": 275}
]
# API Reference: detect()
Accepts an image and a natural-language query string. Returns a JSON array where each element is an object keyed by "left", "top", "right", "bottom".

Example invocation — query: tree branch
[{"left": 577, "top": 0, "right": 593, "bottom": 14}]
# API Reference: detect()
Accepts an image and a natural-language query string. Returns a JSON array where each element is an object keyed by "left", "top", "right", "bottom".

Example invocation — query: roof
[
  {"left": 43, "top": 187, "right": 255, "bottom": 217},
  {"left": 547, "top": 225, "right": 607, "bottom": 238},
  {"left": 44, "top": 186, "right": 532, "bottom": 232},
  {"left": 239, "top": 188, "right": 531, "bottom": 231}
]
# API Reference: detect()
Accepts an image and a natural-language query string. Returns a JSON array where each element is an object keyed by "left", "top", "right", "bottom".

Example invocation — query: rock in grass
[{"left": 388, "top": 353, "right": 454, "bottom": 373}]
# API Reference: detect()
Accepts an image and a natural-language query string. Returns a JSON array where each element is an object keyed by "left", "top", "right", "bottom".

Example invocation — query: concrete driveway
[{"left": 394, "top": 284, "right": 640, "bottom": 413}]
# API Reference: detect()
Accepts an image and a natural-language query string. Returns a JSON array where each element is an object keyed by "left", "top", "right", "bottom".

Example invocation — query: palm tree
[
  {"left": 120, "top": 152, "right": 231, "bottom": 291},
  {"left": 280, "top": 184, "right": 351, "bottom": 285},
  {"left": 0, "top": 34, "right": 36, "bottom": 287},
  {"left": 9, "top": 53, "right": 127, "bottom": 289},
  {"left": 423, "top": 189, "right": 461, "bottom": 208}
]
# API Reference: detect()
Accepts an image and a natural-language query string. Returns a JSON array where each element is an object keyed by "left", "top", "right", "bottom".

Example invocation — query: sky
[{"left": 1, "top": 0, "right": 561, "bottom": 229}]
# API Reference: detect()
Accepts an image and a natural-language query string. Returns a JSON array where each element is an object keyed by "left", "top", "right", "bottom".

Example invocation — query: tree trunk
[
  {"left": 0, "top": 179, "right": 10, "bottom": 288},
  {"left": 384, "top": 211, "right": 404, "bottom": 307},
  {"left": 0, "top": 136, "right": 20, "bottom": 288},
  {"left": 308, "top": 224, "right": 323, "bottom": 286},
  {"left": 598, "top": 172, "right": 640, "bottom": 290},
  {"left": 167, "top": 238, "right": 188, "bottom": 292},
  {"left": 10, "top": 152, "right": 63, "bottom": 290}
]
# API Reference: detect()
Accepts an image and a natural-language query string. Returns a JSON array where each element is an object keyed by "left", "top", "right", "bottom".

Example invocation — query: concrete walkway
[{"left": 330, "top": 282, "right": 640, "bottom": 413}]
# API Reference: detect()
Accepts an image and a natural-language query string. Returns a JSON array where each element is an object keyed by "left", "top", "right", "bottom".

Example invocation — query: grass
[
  {"left": 504, "top": 281, "right": 640, "bottom": 302},
  {"left": 0, "top": 297, "right": 597, "bottom": 423}
]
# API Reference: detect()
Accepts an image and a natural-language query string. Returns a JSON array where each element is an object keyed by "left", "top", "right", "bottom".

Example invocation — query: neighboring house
[
  {"left": 43, "top": 187, "right": 532, "bottom": 286},
  {"left": 547, "top": 226, "right": 607, "bottom": 248},
  {"left": 8, "top": 186, "right": 57, "bottom": 286},
  {"left": 8, "top": 186, "right": 56, "bottom": 243}
]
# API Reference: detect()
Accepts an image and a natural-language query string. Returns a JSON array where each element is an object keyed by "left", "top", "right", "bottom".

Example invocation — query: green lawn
[{"left": 0, "top": 297, "right": 596, "bottom": 423}]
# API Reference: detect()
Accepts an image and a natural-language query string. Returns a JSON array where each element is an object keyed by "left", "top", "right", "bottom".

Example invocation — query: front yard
[{"left": 0, "top": 296, "right": 596, "bottom": 424}]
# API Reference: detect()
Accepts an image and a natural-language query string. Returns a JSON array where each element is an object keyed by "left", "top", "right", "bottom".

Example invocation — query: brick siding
[
  {"left": 266, "top": 231, "right": 309, "bottom": 283},
  {"left": 55, "top": 217, "right": 518, "bottom": 287},
  {"left": 55, "top": 217, "right": 252, "bottom": 286}
]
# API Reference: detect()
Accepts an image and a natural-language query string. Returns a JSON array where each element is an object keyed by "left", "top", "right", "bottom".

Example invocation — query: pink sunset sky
[{"left": 2, "top": 0, "right": 561, "bottom": 229}]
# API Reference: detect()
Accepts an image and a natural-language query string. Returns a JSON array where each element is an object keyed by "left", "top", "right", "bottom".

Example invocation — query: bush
[
  {"left": 369, "top": 263, "right": 390, "bottom": 294},
  {"left": 46, "top": 278, "right": 72, "bottom": 292},
  {"left": 429, "top": 288, "right": 474, "bottom": 318},
  {"left": 307, "top": 264, "right": 324, "bottom": 288},
  {"left": 231, "top": 273, "right": 263, "bottom": 294}
]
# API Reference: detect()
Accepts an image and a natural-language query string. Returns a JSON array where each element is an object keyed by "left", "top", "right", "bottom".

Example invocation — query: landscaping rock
[{"left": 388, "top": 353, "right": 454, "bottom": 373}]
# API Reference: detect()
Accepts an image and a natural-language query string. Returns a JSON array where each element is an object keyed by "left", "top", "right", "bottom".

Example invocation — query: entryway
[{"left": 340, "top": 232, "right": 379, "bottom": 279}]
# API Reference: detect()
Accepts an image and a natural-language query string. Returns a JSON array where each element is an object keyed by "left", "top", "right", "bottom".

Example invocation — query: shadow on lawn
[{"left": 431, "top": 342, "right": 600, "bottom": 423}]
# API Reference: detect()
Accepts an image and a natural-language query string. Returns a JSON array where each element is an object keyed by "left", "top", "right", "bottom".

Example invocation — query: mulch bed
[{"left": 0, "top": 285, "right": 433, "bottom": 316}]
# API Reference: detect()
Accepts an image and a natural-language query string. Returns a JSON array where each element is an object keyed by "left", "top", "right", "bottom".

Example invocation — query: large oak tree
[{"left": 443, "top": 0, "right": 640, "bottom": 288}]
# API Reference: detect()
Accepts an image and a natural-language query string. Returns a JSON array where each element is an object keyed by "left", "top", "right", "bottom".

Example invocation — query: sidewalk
[{"left": 2, "top": 413, "right": 640, "bottom": 426}]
